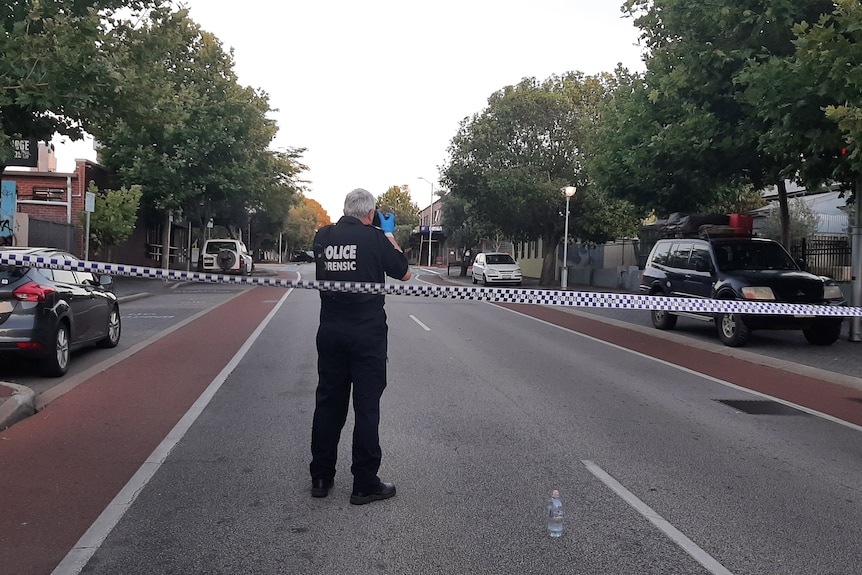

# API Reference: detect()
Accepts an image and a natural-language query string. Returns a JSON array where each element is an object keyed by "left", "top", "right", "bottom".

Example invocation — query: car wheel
[
  {"left": 803, "top": 321, "right": 842, "bottom": 345},
  {"left": 43, "top": 322, "right": 70, "bottom": 377},
  {"left": 97, "top": 306, "right": 122, "bottom": 348},
  {"left": 483, "top": 274, "right": 490, "bottom": 286},
  {"left": 472, "top": 274, "right": 478, "bottom": 284},
  {"left": 651, "top": 309, "right": 678, "bottom": 330},
  {"left": 649, "top": 291, "right": 677, "bottom": 330},
  {"left": 217, "top": 249, "right": 237, "bottom": 271},
  {"left": 716, "top": 313, "right": 751, "bottom": 347}
]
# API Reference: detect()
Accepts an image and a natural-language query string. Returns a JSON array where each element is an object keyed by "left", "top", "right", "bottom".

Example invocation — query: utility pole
[{"left": 850, "top": 176, "right": 862, "bottom": 342}]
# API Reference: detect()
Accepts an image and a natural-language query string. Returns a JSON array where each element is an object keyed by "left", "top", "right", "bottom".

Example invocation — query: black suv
[{"left": 640, "top": 236, "right": 846, "bottom": 347}]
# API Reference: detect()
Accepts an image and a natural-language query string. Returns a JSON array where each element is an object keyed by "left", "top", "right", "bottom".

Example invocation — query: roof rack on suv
[{"left": 660, "top": 213, "right": 753, "bottom": 239}]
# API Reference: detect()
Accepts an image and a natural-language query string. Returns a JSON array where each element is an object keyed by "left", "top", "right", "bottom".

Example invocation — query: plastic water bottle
[{"left": 547, "top": 490, "right": 564, "bottom": 537}]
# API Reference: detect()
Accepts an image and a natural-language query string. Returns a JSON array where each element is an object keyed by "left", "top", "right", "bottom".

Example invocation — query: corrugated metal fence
[{"left": 29, "top": 217, "right": 75, "bottom": 252}]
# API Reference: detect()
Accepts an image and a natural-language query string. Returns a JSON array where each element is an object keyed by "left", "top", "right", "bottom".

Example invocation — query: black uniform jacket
[{"left": 313, "top": 216, "right": 409, "bottom": 319}]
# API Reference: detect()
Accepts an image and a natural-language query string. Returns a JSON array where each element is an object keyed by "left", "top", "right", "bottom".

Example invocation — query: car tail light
[
  {"left": 13, "top": 281, "right": 55, "bottom": 302},
  {"left": 16, "top": 342, "right": 43, "bottom": 350}
]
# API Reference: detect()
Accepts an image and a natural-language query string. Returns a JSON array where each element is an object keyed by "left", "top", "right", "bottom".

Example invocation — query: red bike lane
[{"left": 0, "top": 285, "right": 285, "bottom": 575}]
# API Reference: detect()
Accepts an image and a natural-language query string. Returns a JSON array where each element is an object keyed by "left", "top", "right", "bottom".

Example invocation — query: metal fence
[
  {"left": 790, "top": 235, "right": 852, "bottom": 281},
  {"left": 29, "top": 217, "right": 76, "bottom": 252},
  {"left": 635, "top": 225, "right": 664, "bottom": 269}
]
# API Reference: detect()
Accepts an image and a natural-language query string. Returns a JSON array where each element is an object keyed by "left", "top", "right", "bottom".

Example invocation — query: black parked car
[
  {"left": 291, "top": 250, "right": 315, "bottom": 263},
  {"left": 640, "top": 236, "right": 845, "bottom": 347},
  {"left": 0, "top": 247, "right": 121, "bottom": 376}
]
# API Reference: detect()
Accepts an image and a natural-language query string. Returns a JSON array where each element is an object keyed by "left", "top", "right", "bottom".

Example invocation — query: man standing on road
[{"left": 310, "top": 188, "right": 412, "bottom": 505}]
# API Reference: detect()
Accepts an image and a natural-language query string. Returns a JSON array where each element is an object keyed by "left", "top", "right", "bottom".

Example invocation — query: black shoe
[
  {"left": 350, "top": 482, "right": 396, "bottom": 505},
  {"left": 311, "top": 478, "right": 334, "bottom": 498}
]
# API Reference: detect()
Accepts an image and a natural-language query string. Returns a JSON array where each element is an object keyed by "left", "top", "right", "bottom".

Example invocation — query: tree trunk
[
  {"left": 539, "top": 234, "right": 561, "bottom": 286},
  {"left": 777, "top": 180, "right": 790, "bottom": 248},
  {"left": 460, "top": 248, "right": 471, "bottom": 276}
]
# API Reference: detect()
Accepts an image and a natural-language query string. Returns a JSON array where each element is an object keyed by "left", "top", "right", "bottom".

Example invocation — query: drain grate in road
[{"left": 715, "top": 399, "right": 808, "bottom": 415}]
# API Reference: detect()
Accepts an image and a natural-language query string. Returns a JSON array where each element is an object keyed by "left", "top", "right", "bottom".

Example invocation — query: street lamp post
[
  {"left": 419, "top": 177, "right": 434, "bottom": 267},
  {"left": 561, "top": 186, "right": 577, "bottom": 289}
]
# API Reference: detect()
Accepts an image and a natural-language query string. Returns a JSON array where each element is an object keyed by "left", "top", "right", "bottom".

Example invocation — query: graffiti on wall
[{"left": 1, "top": 180, "right": 17, "bottom": 246}]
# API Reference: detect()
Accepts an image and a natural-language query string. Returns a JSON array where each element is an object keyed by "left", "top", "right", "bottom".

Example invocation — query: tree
[
  {"left": 79, "top": 182, "right": 142, "bottom": 261},
  {"left": 443, "top": 73, "right": 640, "bottom": 286},
  {"left": 792, "top": 0, "right": 862, "bottom": 197},
  {"left": 589, "top": 66, "right": 732, "bottom": 213},
  {"left": 376, "top": 185, "right": 419, "bottom": 249},
  {"left": 246, "top": 148, "right": 308, "bottom": 256},
  {"left": 90, "top": 8, "right": 286, "bottom": 265},
  {"left": 761, "top": 197, "right": 820, "bottom": 246},
  {"left": 283, "top": 196, "right": 330, "bottom": 255},
  {"left": 594, "top": 0, "right": 834, "bottom": 246},
  {"left": 0, "top": 0, "right": 163, "bottom": 173},
  {"left": 439, "top": 193, "right": 482, "bottom": 276}
]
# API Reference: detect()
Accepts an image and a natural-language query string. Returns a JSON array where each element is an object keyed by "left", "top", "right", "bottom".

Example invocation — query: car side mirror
[
  {"left": 99, "top": 275, "right": 114, "bottom": 291},
  {"left": 694, "top": 259, "right": 711, "bottom": 273},
  {"left": 795, "top": 258, "right": 807, "bottom": 271}
]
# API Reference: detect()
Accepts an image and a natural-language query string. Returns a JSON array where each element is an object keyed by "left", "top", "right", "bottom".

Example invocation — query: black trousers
[{"left": 310, "top": 312, "right": 388, "bottom": 492}]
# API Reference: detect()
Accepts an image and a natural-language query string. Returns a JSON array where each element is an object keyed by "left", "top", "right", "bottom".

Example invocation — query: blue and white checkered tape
[{"left": 2, "top": 252, "right": 861, "bottom": 317}]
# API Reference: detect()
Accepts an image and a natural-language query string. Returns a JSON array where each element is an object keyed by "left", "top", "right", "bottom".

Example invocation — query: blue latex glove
[{"left": 379, "top": 212, "right": 396, "bottom": 234}]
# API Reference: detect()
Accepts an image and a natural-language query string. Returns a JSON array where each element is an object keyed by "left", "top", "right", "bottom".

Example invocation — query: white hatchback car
[{"left": 471, "top": 252, "right": 522, "bottom": 286}]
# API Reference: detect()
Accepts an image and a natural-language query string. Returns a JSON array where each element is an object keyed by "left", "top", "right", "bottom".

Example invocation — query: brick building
[{"left": 1, "top": 144, "right": 112, "bottom": 256}]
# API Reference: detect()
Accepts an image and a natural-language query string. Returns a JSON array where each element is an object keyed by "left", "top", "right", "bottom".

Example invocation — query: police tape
[{"left": 2, "top": 252, "right": 862, "bottom": 318}]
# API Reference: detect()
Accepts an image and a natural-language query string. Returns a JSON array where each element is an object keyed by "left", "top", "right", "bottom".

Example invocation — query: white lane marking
[
  {"left": 51, "top": 289, "right": 293, "bottom": 575},
  {"left": 583, "top": 460, "right": 735, "bottom": 575},
  {"left": 497, "top": 305, "right": 862, "bottom": 434},
  {"left": 410, "top": 314, "right": 431, "bottom": 331}
]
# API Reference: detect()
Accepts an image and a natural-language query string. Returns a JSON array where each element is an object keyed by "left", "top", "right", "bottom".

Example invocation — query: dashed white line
[
  {"left": 410, "top": 314, "right": 431, "bottom": 331},
  {"left": 583, "top": 460, "right": 735, "bottom": 575}
]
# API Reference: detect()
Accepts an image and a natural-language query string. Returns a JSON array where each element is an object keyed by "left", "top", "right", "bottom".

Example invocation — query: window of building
[{"left": 32, "top": 188, "right": 66, "bottom": 202}]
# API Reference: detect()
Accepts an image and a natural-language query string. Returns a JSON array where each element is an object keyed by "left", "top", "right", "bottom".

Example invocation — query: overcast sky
[{"left": 55, "top": 0, "right": 645, "bottom": 221}]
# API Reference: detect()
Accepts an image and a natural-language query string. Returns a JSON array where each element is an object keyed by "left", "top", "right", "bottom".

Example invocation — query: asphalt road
[
  {"left": 1, "top": 264, "right": 861, "bottom": 574},
  {"left": 444, "top": 269, "right": 862, "bottom": 382}
]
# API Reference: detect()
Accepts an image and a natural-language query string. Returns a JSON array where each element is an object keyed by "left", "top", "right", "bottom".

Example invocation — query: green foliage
[
  {"left": 793, "top": 0, "right": 862, "bottom": 194},
  {"left": 89, "top": 8, "right": 303, "bottom": 250},
  {"left": 443, "top": 73, "right": 640, "bottom": 285},
  {"left": 761, "top": 198, "right": 821, "bottom": 245},
  {"left": 596, "top": 0, "right": 835, "bottom": 222},
  {"left": 704, "top": 185, "right": 768, "bottom": 214},
  {"left": 247, "top": 149, "right": 307, "bottom": 251},
  {"left": 0, "top": 0, "right": 164, "bottom": 169},
  {"left": 376, "top": 185, "right": 419, "bottom": 248},
  {"left": 440, "top": 193, "right": 482, "bottom": 254},
  {"left": 79, "top": 181, "right": 142, "bottom": 258}
]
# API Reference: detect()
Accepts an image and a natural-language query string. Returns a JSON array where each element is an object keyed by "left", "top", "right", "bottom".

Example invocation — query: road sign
[{"left": 6, "top": 139, "right": 38, "bottom": 168}]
